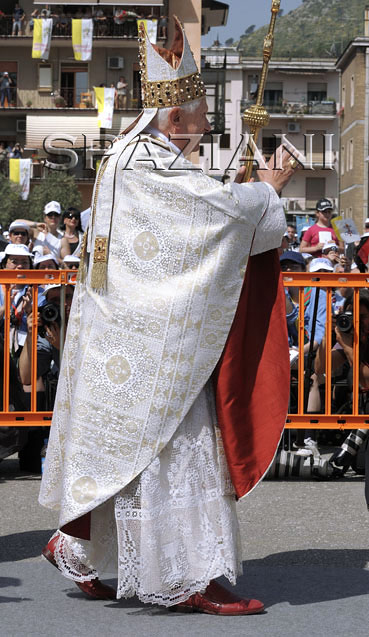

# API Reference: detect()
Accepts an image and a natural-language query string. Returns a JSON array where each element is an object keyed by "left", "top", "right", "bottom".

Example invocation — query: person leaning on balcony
[
  {"left": 18, "top": 201, "right": 70, "bottom": 265},
  {"left": 0, "top": 72, "right": 13, "bottom": 108},
  {"left": 116, "top": 76, "right": 128, "bottom": 109},
  {"left": 12, "top": 3, "right": 25, "bottom": 36},
  {"left": 299, "top": 198, "right": 343, "bottom": 258}
]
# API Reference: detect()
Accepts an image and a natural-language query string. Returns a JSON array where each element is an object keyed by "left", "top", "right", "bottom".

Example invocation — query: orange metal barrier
[
  {"left": 0, "top": 270, "right": 76, "bottom": 427},
  {"left": 283, "top": 271, "right": 369, "bottom": 430},
  {"left": 1, "top": 270, "right": 369, "bottom": 431}
]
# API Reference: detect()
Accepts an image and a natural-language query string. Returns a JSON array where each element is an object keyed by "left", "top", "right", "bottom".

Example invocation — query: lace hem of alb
[
  {"left": 117, "top": 566, "right": 242, "bottom": 607},
  {"left": 52, "top": 530, "right": 98, "bottom": 582}
]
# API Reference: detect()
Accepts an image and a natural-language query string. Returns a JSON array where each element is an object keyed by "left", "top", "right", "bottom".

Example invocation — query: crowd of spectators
[
  {"left": 280, "top": 197, "right": 369, "bottom": 464},
  {"left": 0, "top": 4, "right": 168, "bottom": 40},
  {"left": 0, "top": 200, "right": 84, "bottom": 469}
]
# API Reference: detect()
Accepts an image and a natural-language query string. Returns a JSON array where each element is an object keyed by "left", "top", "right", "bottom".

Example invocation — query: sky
[{"left": 201, "top": 0, "right": 303, "bottom": 47}]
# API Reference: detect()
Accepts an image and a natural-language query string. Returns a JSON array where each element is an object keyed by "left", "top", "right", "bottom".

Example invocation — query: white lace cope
[{"left": 53, "top": 385, "right": 243, "bottom": 606}]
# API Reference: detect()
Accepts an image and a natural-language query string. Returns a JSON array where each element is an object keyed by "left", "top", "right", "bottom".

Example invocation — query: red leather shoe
[
  {"left": 42, "top": 533, "right": 116, "bottom": 600},
  {"left": 172, "top": 580, "right": 264, "bottom": 616}
]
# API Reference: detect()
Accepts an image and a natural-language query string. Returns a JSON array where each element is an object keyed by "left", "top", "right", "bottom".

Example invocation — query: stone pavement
[{"left": 1, "top": 456, "right": 369, "bottom": 637}]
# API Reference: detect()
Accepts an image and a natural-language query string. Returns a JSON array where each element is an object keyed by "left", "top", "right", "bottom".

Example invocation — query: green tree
[
  {"left": 27, "top": 171, "right": 82, "bottom": 221},
  {"left": 0, "top": 174, "right": 27, "bottom": 230}
]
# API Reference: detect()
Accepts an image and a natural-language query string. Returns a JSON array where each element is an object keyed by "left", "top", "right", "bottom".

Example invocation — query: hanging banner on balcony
[
  {"left": 94, "top": 87, "right": 115, "bottom": 128},
  {"left": 137, "top": 19, "right": 158, "bottom": 44},
  {"left": 32, "top": 18, "right": 53, "bottom": 60},
  {"left": 9, "top": 159, "right": 31, "bottom": 200},
  {"left": 72, "top": 18, "right": 93, "bottom": 61}
]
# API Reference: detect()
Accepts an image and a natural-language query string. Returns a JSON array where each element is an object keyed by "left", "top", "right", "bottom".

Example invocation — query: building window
[
  {"left": 247, "top": 74, "right": 259, "bottom": 100},
  {"left": 346, "top": 143, "right": 350, "bottom": 172},
  {"left": 350, "top": 75, "right": 355, "bottom": 107},
  {"left": 307, "top": 82, "right": 327, "bottom": 103},
  {"left": 220, "top": 133, "right": 231, "bottom": 149},
  {"left": 306, "top": 177, "right": 326, "bottom": 208},
  {"left": 342, "top": 85, "right": 346, "bottom": 109},
  {"left": 262, "top": 129, "right": 282, "bottom": 159},
  {"left": 39, "top": 64, "right": 52, "bottom": 89},
  {"left": 341, "top": 145, "right": 345, "bottom": 175},
  {"left": 349, "top": 139, "right": 354, "bottom": 171},
  {"left": 60, "top": 63, "right": 88, "bottom": 107},
  {"left": 264, "top": 82, "right": 283, "bottom": 112}
]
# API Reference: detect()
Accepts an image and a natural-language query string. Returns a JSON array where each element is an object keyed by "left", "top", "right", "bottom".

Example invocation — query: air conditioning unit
[
  {"left": 16, "top": 119, "right": 26, "bottom": 133},
  {"left": 287, "top": 122, "right": 301, "bottom": 133},
  {"left": 108, "top": 56, "right": 124, "bottom": 70}
]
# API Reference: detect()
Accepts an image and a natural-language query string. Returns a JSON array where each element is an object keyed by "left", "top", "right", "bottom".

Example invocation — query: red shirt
[{"left": 302, "top": 224, "right": 338, "bottom": 257}]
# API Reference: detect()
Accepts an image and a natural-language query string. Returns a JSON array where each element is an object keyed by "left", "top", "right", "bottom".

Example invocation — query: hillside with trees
[{"left": 238, "top": 0, "right": 369, "bottom": 59}]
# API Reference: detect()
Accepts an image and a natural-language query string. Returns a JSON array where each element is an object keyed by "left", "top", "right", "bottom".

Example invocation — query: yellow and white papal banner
[
  {"left": 32, "top": 18, "right": 53, "bottom": 59},
  {"left": 137, "top": 19, "right": 157, "bottom": 44},
  {"left": 72, "top": 18, "right": 93, "bottom": 61},
  {"left": 94, "top": 87, "right": 115, "bottom": 128},
  {"left": 9, "top": 159, "right": 31, "bottom": 200}
]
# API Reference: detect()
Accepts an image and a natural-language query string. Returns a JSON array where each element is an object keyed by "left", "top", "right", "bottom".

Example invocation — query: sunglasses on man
[{"left": 11, "top": 230, "right": 27, "bottom": 236}]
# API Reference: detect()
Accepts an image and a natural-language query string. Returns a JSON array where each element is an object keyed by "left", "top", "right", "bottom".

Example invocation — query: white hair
[{"left": 152, "top": 98, "right": 204, "bottom": 129}]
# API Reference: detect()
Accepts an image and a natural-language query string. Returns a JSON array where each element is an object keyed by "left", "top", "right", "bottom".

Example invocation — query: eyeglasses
[
  {"left": 65, "top": 213, "right": 79, "bottom": 220},
  {"left": 11, "top": 231, "right": 27, "bottom": 236}
]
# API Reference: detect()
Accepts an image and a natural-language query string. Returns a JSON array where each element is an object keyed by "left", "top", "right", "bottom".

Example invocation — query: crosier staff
[{"left": 242, "top": 0, "right": 289, "bottom": 182}]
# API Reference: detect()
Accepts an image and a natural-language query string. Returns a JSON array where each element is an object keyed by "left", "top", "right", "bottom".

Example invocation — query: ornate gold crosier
[{"left": 242, "top": 0, "right": 281, "bottom": 182}]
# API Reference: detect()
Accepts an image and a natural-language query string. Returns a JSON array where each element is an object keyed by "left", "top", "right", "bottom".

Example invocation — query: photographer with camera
[{"left": 18, "top": 284, "right": 74, "bottom": 394}]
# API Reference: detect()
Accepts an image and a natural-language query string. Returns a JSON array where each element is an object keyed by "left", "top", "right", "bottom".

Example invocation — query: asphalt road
[{"left": 1, "top": 455, "right": 369, "bottom": 637}]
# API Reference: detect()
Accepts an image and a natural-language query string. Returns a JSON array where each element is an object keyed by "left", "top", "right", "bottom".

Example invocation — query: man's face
[
  {"left": 317, "top": 209, "right": 333, "bottom": 223},
  {"left": 44, "top": 211, "right": 60, "bottom": 232},
  {"left": 5, "top": 255, "right": 31, "bottom": 270},
  {"left": 46, "top": 285, "right": 74, "bottom": 323},
  {"left": 9, "top": 229, "right": 28, "bottom": 245},
  {"left": 171, "top": 98, "right": 211, "bottom": 153},
  {"left": 281, "top": 259, "right": 304, "bottom": 273},
  {"left": 287, "top": 226, "right": 295, "bottom": 240}
]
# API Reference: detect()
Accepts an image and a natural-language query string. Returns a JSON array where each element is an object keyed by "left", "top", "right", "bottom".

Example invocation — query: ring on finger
[{"left": 289, "top": 158, "right": 298, "bottom": 169}]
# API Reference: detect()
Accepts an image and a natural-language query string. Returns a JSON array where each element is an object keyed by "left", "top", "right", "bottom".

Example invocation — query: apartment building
[
  {"left": 336, "top": 33, "right": 369, "bottom": 233},
  {"left": 201, "top": 47, "right": 340, "bottom": 226},
  {"left": 0, "top": 0, "right": 227, "bottom": 207}
]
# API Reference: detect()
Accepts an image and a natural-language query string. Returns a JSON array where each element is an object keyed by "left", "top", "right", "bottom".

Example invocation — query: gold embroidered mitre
[{"left": 138, "top": 15, "right": 206, "bottom": 109}]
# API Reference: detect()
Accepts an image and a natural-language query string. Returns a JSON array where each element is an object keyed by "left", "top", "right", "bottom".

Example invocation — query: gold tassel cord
[{"left": 242, "top": 0, "right": 281, "bottom": 183}]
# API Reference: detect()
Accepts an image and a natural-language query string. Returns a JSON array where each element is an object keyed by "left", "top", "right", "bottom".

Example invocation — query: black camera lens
[
  {"left": 336, "top": 312, "right": 353, "bottom": 333},
  {"left": 40, "top": 302, "right": 60, "bottom": 325}
]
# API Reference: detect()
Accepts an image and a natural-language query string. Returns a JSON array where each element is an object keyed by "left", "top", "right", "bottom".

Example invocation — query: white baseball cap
[
  {"left": 44, "top": 201, "right": 61, "bottom": 215},
  {"left": 309, "top": 257, "right": 334, "bottom": 273},
  {"left": 8, "top": 221, "right": 29, "bottom": 234}
]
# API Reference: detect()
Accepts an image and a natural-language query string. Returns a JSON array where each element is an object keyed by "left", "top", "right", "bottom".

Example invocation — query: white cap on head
[
  {"left": 4, "top": 243, "right": 33, "bottom": 258},
  {"left": 44, "top": 201, "right": 61, "bottom": 215},
  {"left": 365, "top": 218, "right": 369, "bottom": 224},
  {"left": 322, "top": 242, "right": 337, "bottom": 251},
  {"left": 34, "top": 253, "right": 58, "bottom": 267},
  {"left": 63, "top": 254, "right": 80, "bottom": 264},
  {"left": 309, "top": 257, "right": 334, "bottom": 273},
  {"left": 8, "top": 221, "right": 29, "bottom": 234}
]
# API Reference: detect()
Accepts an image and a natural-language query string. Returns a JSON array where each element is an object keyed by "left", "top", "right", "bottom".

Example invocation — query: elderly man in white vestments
[{"left": 39, "top": 18, "right": 296, "bottom": 614}]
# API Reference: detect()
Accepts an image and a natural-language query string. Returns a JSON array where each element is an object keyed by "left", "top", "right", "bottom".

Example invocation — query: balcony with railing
[
  {"left": 240, "top": 99, "right": 337, "bottom": 117},
  {"left": 0, "top": 87, "right": 142, "bottom": 110},
  {"left": 0, "top": 13, "right": 166, "bottom": 41}
]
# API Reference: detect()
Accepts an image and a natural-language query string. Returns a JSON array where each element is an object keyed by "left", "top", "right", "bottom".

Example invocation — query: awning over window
[{"left": 26, "top": 114, "right": 100, "bottom": 150}]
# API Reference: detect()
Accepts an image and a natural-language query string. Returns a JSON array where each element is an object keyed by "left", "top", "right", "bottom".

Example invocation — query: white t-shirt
[{"left": 34, "top": 229, "right": 63, "bottom": 260}]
